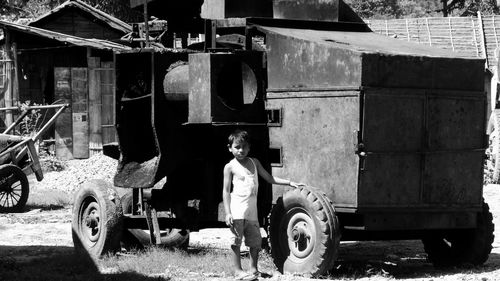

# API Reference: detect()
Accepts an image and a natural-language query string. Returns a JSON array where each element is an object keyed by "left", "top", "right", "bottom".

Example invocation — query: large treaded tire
[
  {"left": 486, "top": 110, "right": 500, "bottom": 184},
  {"left": 0, "top": 164, "right": 29, "bottom": 213},
  {"left": 268, "top": 186, "right": 340, "bottom": 277},
  {"left": 422, "top": 201, "right": 494, "bottom": 267},
  {"left": 120, "top": 192, "right": 189, "bottom": 249},
  {"left": 72, "top": 180, "right": 123, "bottom": 258}
]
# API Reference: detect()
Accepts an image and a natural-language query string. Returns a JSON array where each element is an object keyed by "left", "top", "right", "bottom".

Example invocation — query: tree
[
  {"left": 437, "top": 0, "right": 499, "bottom": 16},
  {"left": 345, "top": 0, "right": 500, "bottom": 19},
  {"left": 80, "top": 0, "right": 141, "bottom": 22},
  {"left": 0, "top": 0, "right": 140, "bottom": 22},
  {"left": 345, "top": 0, "right": 401, "bottom": 19}
]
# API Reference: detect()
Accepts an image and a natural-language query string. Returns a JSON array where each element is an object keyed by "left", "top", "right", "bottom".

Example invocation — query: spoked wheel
[
  {"left": 268, "top": 186, "right": 340, "bottom": 277},
  {"left": 422, "top": 201, "right": 494, "bottom": 267},
  {"left": 121, "top": 192, "right": 190, "bottom": 249},
  {"left": 72, "top": 180, "right": 123, "bottom": 258},
  {"left": 486, "top": 110, "right": 500, "bottom": 184},
  {"left": 0, "top": 164, "right": 29, "bottom": 213}
]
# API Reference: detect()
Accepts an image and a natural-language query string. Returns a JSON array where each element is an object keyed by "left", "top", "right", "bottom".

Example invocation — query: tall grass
[
  {"left": 26, "top": 187, "right": 71, "bottom": 209},
  {"left": 100, "top": 246, "right": 279, "bottom": 279}
]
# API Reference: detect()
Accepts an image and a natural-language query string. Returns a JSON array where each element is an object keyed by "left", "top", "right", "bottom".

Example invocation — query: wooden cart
[{"left": 0, "top": 104, "right": 68, "bottom": 212}]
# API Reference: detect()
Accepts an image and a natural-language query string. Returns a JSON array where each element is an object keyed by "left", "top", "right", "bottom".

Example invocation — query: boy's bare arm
[
  {"left": 222, "top": 164, "right": 233, "bottom": 226},
  {"left": 254, "top": 158, "right": 304, "bottom": 188}
]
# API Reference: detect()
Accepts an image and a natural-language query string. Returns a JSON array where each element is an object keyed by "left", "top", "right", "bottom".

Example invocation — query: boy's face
[{"left": 228, "top": 140, "right": 250, "bottom": 160}]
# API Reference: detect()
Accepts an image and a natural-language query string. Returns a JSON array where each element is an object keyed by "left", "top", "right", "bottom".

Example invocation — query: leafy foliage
[
  {"left": 346, "top": 0, "right": 402, "bottom": 19},
  {"left": 0, "top": 0, "right": 140, "bottom": 22},
  {"left": 19, "top": 100, "right": 41, "bottom": 138},
  {"left": 345, "top": 0, "right": 500, "bottom": 19}
]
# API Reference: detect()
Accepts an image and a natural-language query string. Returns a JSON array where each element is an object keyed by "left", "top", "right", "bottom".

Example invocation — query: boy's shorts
[{"left": 230, "top": 219, "right": 262, "bottom": 249}]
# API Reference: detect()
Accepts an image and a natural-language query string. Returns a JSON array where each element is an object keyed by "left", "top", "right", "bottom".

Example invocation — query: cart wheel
[
  {"left": 422, "top": 201, "right": 494, "bottom": 267},
  {"left": 72, "top": 180, "right": 123, "bottom": 258},
  {"left": 121, "top": 192, "right": 189, "bottom": 249},
  {"left": 268, "top": 186, "right": 340, "bottom": 277},
  {"left": 486, "top": 110, "right": 500, "bottom": 184},
  {"left": 0, "top": 164, "right": 29, "bottom": 213}
]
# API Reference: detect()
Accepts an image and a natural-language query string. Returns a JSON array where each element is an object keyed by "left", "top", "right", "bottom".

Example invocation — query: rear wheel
[
  {"left": 121, "top": 192, "right": 189, "bottom": 249},
  {"left": 72, "top": 180, "right": 123, "bottom": 258},
  {"left": 0, "top": 164, "right": 29, "bottom": 213},
  {"left": 268, "top": 186, "right": 340, "bottom": 276},
  {"left": 422, "top": 201, "right": 494, "bottom": 267}
]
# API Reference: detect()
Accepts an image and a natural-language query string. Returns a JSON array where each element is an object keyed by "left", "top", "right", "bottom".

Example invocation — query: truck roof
[{"left": 258, "top": 25, "right": 483, "bottom": 60}]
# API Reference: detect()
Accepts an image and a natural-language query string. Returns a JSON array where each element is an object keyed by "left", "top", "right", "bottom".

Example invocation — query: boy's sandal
[
  {"left": 235, "top": 272, "right": 257, "bottom": 280},
  {"left": 253, "top": 271, "right": 272, "bottom": 278}
]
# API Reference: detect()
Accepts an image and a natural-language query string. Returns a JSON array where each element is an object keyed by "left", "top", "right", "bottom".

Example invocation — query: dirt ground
[{"left": 1, "top": 175, "right": 500, "bottom": 280}]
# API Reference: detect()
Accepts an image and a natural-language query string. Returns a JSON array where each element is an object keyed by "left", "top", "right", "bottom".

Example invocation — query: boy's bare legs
[
  {"left": 231, "top": 245, "right": 245, "bottom": 276},
  {"left": 248, "top": 247, "right": 259, "bottom": 274}
]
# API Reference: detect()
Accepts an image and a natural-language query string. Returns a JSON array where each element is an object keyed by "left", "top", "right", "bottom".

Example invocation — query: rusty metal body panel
[
  {"left": 262, "top": 25, "right": 487, "bottom": 231},
  {"left": 188, "top": 51, "right": 267, "bottom": 124},
  {"left": 267, "top": 91, "right": 360, "bottom": 208},
  {"left": 359, "top": 89, "right": 485, "bottom": 210}
]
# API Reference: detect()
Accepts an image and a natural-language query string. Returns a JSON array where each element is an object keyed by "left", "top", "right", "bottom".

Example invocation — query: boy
[{"left": 222, "top": 130, "right": 302, "bottom": 280}]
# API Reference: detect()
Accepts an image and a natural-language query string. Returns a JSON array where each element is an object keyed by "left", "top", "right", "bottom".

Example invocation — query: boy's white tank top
[{"left": 230, "top": 158, "right": 259, "bottom": 221}]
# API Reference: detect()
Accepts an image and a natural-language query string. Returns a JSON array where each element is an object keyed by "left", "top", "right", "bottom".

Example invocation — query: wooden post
[
  {"left": 425, "top": 18, "right": 432, "bottom": 46},
  {"left": 12, "top": 42, "right": 18, "bottom": 106},
  {"left": 3, "top": 29, "right": 13, "bottom": 126},
  {"left": 478, "top": 11, "right": 489, "bottom": 68},
  {"left": 472, "top": 17, "right": 480, "bottom": 57},
  {"left": 88, "top": 53, "right": 102, "bottom": 156},
  {"left": 143, "top": 0, "right": 150, "bottom": 48},
  {"left": 448, "top": 17, "right": 454, "bottom": 51},
  {"left": 405, "top": 19, "right": 410, "bottom": 42}
]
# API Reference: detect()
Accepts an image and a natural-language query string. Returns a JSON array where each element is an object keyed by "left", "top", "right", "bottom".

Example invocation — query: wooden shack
[
  {"left": 0, "top": 0, "right": 132, "bottom": 159},
  {"left": 29, "top": 0, "right": 131, "bottom": 43}
]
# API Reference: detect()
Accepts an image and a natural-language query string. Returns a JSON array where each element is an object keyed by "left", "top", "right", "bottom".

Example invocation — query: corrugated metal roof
[
  {"left": 29, "top": 0, "right": 132, "bottom": 34},
  {"left": 0, "top": 20, "right": 131, "bottom": 51}
]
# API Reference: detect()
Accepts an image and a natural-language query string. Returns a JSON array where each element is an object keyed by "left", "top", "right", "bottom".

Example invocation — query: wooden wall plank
[
  {"left": 100, "top": 67, "right": 116, "bottom": 144},
  {"left": 54, "top": 67, "right": 73, "bottom": 160},
  {"left": 88, "top": 57, "right": 102, "bottom": 156},
  {"left": 72, "top": 67, "right": 89, "bottom": 159}
]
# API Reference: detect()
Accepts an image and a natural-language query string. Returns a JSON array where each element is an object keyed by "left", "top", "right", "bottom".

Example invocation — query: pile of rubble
[{"left": 35, "top": 153, "right": 118, "bottom": 194}]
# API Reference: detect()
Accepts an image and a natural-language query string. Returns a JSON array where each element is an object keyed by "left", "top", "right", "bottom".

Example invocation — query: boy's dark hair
[{"left": 228, "top": 130, "right": 250, "bottom": 146}]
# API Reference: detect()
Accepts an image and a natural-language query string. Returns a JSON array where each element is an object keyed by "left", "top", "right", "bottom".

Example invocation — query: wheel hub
[
  {"left": 81, "top": 201, "right": 101, "bottom": 244},
  {"left": 85, "top": 211, "right": 99, "bottom": 228},
  {"left": 286, "top": 208, "right": 316, "bottom": 261},
  {"left": 291, "top": 224, "right": 309, "bottom": 243}
]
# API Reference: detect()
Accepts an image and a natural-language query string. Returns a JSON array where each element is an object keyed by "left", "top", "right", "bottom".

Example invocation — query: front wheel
[
  {"left": 0, "top": 164, "right": 29, "bottom": 213},
  {"left": 268, "top": 186, "right": 340, "bottom": 277},
  {"left": 72, "top": 180, "right": 123, "bottom": 258},
  {"left": 422, "top": 201, "right": 494, "bottom": 267}
]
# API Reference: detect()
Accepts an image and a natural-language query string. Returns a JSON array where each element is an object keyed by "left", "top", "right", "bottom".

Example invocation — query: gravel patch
[{"left": 36, "top": 154, "right": 117, "bottom": 194}]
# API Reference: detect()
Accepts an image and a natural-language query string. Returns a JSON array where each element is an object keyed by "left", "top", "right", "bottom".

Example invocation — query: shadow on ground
[
  {"left": 328, "top": 240, "right": 500, "bottom": 279},
  {"left": 0, "top": 245, "right": 169, "bottom": 281}
]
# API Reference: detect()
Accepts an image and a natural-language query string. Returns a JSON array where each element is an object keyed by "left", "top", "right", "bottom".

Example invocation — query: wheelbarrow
[{"left": 0, "top": 103, "right": 68, "bottom": 212}]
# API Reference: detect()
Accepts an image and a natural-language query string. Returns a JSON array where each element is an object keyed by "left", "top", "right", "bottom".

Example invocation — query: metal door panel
[
  {"left": 362, "top": 91, "right": 425, "bottom": 151},
  {"left": 427, "top": 96, "right": 485, "bottom": 150},
  {"left": 361, "top": 88, "right": 486, "bottom": 209},
  {"left": 423, "top": 151, "right": 483, "bottom": 205},
  {"left": 359, "top": 154, "right": 421, "bottom": 206},
  {"left": 267, "top": 92, "right": 360, "bottom": 207}
]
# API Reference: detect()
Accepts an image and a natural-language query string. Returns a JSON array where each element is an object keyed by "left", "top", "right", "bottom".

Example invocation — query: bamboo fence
[{"left": 366, "top": 13, "right": 500, "bottom": 70}]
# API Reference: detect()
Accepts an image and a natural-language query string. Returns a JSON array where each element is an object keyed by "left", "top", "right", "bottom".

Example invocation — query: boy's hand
[
  {"left": 290, "top": 181, "right": 306, "bottom": 188},
  {"left": 225, "top": 214, "right": 233, "bottom": 226}
]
